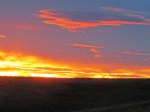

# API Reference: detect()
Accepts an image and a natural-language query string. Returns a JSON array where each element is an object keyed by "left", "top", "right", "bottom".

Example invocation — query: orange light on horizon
[
  {"left": 0, "top": 50, "right": 71, "bottom": 78},
  {"left": 0, "top": 50, "right": 149, "bottom": 78}
]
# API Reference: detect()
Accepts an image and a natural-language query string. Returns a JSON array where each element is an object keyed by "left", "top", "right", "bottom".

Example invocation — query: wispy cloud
[
  {"left": 122, "top": 51, "right": 150, "bottom": 56},
  {"left": 100, "top": 6, "right": 150, "bottom": 21},
  {"left": 65, "top": 43, "right": 104, "bottom": 58},
  {"left": 0, "top": 34, "right": 7, "bottom": 39},
  {"left": 36, "top": 8, "right": 150, "bottom": 31},
  {"left": 100, "top": 6, "right": 147, "bottom": 14}
]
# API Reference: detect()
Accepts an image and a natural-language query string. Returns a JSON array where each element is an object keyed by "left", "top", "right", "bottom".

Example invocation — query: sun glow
[
  {"left": 0, "top": 50, "right": 149, "bottom": 78},
  {"left": 0, "top": 51, "right": 71, "bottom": 78}
]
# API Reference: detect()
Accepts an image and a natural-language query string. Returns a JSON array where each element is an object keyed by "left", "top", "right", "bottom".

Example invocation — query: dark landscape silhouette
[{"left": 0, "top": 77, "right": 150, "bottom": 112}]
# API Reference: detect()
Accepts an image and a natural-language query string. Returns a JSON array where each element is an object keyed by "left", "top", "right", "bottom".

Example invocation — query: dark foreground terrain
[{"left": 0, "top": 77, "right": 150, "bottom": 112}]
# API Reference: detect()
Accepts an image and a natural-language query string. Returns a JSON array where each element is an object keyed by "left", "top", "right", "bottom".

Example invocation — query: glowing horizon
[{"left": 0, "top": 50, "right": 149, "bottom": 78}]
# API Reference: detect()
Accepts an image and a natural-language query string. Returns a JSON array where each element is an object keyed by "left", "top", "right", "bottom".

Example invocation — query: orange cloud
[
  {"left": 122, "top": 51, "right": 150, "bottom": 56},
  {"left": 36, "top": 10, "right": 150, "bottom": 31},
  {"left": 65, "top": 43, "right": 104, "bottom": 58}
]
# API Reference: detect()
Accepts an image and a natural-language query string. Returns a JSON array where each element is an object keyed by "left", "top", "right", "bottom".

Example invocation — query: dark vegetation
[{"left": 0, "top": 77, "right": 150, "bottom": 112}]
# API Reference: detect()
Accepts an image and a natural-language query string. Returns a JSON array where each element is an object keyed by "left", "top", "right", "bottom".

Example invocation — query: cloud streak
[
  {"left": 100, "top": 6, "right": 147, "bottom": 14},
  {"left": 0, "top": 34, "right": 6, "bottom": 39},
  {"left": 100, "top": 6, "right": 150, "bottom": 21},
  {"left": 36, "top": 8, "right": 150, "bottom": 31},
  {"left": 65, "top": 43, "right": 104, "bottom": 58},
  {"left": 122, "top": 51, "right": 150, "bottom": 56}
]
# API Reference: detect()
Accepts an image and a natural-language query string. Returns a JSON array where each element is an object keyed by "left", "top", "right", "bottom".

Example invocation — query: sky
[{"left": 0, "top": 0, "right": 149, "bottom": 78}]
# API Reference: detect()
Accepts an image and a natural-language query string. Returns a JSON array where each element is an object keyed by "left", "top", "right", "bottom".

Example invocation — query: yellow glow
[
  {"left": 0, "top": 50, "right": 149, "bottom": 78},
  {"left": 0, "top": 71, "right": 20, "bottom": 76},
  {"left": 0, "top": 51, "right": 69, "bottom": 78}
]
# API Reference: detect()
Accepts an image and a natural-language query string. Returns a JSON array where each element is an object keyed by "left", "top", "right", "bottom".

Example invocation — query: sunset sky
[{"left": 0, "top": 0, "right": 149, "bottom": 78}]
